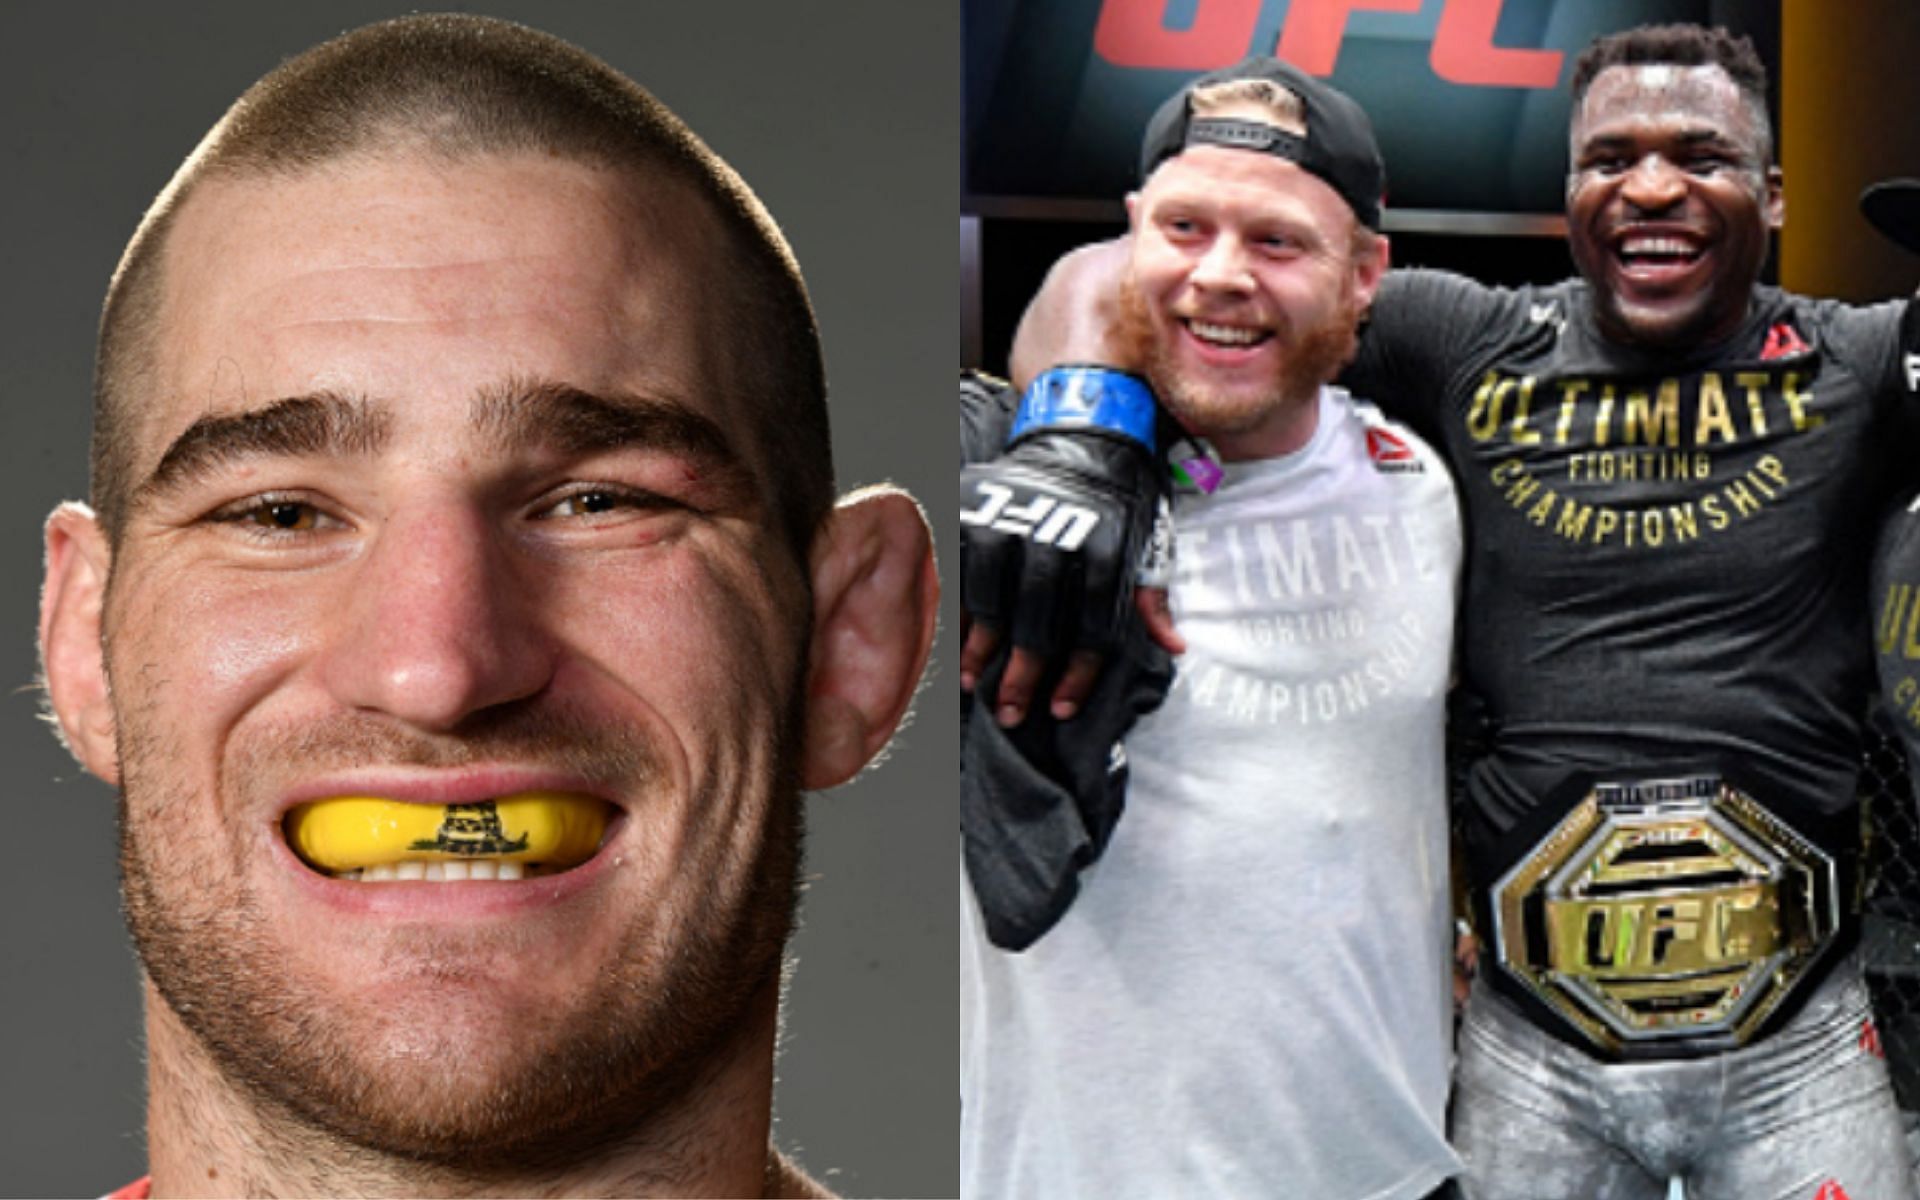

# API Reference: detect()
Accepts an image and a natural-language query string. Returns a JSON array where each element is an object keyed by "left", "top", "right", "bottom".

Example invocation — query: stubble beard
[
  {"left": 1113, "top": 272, "right": 1362, "bottom": 444},
  {"left": 118, "top": 695, "right": 806, "bottom": 1176}
]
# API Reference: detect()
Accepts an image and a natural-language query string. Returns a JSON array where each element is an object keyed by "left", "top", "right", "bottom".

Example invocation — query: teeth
[
  {"left": 331, "top": 859, "right": 549, "bottom": 882},
  {"left": 1619, "top": 236, "right": 1699, "bottom": 259},
  {"left": 1188, "top": 320, "right": 1267, "bottom": 346}
]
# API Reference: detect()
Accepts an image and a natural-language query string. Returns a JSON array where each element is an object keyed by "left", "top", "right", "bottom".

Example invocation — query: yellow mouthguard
[{"left": 285, "top": 792, "right": 611, "bottom": 873}]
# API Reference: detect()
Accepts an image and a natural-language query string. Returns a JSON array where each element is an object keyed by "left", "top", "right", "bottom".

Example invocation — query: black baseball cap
[
  {"left": 1862, "top": 179, "right": 1920, "bottom": 254},
  {"left": 1137, "top": 55, "right": 1386, "bottom": 231}
]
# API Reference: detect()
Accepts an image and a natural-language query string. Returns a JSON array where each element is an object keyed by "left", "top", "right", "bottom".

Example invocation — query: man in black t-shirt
[
  {"left": 1865, "top": 178, "right": 1920, "bottom": 1191},
  {"left": 1868, "top": 179, "right": 1920, "bottom": 853},
  {"left": 967, "top": 24, "right": 1920, "bottom": 1198}
]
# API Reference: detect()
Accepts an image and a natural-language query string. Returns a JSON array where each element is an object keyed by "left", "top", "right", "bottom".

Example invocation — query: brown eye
[
  {"left": 565, "top": 491, "right": 619, "bottom": 515},
  {"left": 538, "top": 486, "right": 670, "bottom": 521},
  {"left": 208, "top": 495, "right": 337, "bottom": 539},
  {"left": 254, "top": 501, "right": 319, "bottom": 531}
]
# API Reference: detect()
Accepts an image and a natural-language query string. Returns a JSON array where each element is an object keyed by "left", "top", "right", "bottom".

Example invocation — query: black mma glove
[{"left": 960, "top": 366, "right": 1168, "bottom": 660}]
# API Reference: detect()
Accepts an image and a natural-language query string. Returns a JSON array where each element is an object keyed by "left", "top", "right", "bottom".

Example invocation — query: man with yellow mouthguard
[
  {"left": 35, "top": 14, "right": 937, "bottom": 1198},
  {"left": 285, "top": 795, "right": 608, "bottom": 880}
]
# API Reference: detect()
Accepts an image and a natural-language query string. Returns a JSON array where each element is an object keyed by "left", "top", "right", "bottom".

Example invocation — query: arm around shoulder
[{"left": 1009, "top": 237, "right": 1134, "bottom": 391}]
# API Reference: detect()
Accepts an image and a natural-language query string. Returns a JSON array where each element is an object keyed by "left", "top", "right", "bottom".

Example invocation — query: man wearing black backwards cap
[
  {"left": 978, "top": 23, "right": 1920, "bottom": 1200},
  {"left": 960, "top": 58, "right": 1465, "bottom": 1199}
]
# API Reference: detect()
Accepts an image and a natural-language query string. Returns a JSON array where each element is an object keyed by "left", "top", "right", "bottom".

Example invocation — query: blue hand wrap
[{"left": 1010, "top": 367, "right": 1157, "bottom": 452}]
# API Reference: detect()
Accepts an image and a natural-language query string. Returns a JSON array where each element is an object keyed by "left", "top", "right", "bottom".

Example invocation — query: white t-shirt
[{"left": 962, "top": 386, "right": 1465, "bottom": 1198}]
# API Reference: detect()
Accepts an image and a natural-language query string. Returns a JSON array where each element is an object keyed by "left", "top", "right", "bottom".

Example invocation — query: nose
[
  {"left": 1188, "top": 234, "right": 1254, "bottom": 295},
  {"left": 1620, "top": 153, "right": 1687, "bottom": 213},
  {"left": 319, "top": 507, "right": 555, "bottom": 731}
]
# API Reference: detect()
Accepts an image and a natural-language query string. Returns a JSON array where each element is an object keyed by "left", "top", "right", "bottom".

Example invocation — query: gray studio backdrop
[{"left": 0, "top": 3, "right": 956, "bottom": 1196}]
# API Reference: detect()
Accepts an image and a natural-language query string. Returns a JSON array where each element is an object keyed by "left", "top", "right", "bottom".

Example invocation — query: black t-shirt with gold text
[{"left": 1347, "top": 271, "right": 1910, "bottom": 880}]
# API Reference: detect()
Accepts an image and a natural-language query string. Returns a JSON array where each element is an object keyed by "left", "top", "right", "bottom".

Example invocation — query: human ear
[
  {"left": 1351, "top": 229, "right": 1390, "bottom": 311},
  {"left": 799, "top": 487, "right": 939, "bottom": 790},
  {"left": 1764, "top": 165, "right": 1785, "bottom": 230},
  {"left": 40, "top": 503, "right": 119, "bottom": 785}
]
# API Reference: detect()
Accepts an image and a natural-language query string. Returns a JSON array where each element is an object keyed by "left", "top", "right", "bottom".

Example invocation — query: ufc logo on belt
[
  {"left": 1552, "top": 886, "right": 1776, "bottom": 976},
  {"left": 961, "top": 481, "right": 1102, "bottom": 550}
]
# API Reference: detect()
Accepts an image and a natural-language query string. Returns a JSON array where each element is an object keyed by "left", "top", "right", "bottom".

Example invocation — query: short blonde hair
[{"left": 1188, "top": 78, "right": 1306, "bottom": 136}]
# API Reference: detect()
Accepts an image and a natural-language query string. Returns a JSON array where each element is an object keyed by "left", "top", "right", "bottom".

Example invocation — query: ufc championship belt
[{"left": 1487, "top": 774, "right": 1844, "bottom": 1059}]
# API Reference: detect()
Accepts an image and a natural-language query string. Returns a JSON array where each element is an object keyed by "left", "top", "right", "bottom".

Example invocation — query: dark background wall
[{"left": 0, "top": 3, "right": 957, "bottom": 1197}]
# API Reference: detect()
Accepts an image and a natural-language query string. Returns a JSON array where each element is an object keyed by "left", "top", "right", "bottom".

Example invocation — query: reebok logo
[
  {"left": 1813, "top": 1181, "right": 1853, "bottom": 1200},
  {"left": 1366, "top": 427, "right": 1424, "bottom": 474},
  {"left": 1761, "top": 322, "right": 1810, "bottom": 361},
  {"left": 1528, "top": 301, "right": 1568, "bottom": 337}
]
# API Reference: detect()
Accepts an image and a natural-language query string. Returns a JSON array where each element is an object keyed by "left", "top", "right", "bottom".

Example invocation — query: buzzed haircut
[
  {"left": 1569, "top": 23, "right": 1774, "bottom": 162},
  {"left": 94, "top": 13, "right": 833, "bottom": 556}
]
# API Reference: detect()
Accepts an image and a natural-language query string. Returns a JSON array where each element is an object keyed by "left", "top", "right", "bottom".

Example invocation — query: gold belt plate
[{"left": 1489, "top": 776, "right": 1840, "bottom": 1055}]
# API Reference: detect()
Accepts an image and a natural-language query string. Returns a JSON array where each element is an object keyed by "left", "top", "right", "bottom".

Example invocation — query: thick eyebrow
[
  {"left": 469, "top": 377, "right": 754, "bottom": 502},
  {"left": 133, "top": 377, "right": 755, "bottom": 512},
  {"left": 137, "top": 392, "right": 391, "bottom": 505},
  {"left": 1578, "top": 127, "right": 1740, "bottom": 158}
]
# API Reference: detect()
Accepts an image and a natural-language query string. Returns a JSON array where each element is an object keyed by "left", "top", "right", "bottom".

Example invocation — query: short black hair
[{"left": 1570, "top": 23, "right": 1773, "bottom": 161}]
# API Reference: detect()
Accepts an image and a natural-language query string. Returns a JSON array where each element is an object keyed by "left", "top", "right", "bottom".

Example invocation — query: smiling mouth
[
  {"left": 1614, "top": 234, "right": 1705, "bottom": 274},
  {"left": 284, "top": 792, "right": 614, "bottom": 883},
  {"left": 1183, "top": 318, "right": 1273, "bottom": 349}
]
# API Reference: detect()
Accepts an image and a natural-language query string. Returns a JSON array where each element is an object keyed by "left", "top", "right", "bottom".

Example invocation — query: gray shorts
[{"left": 1452, "top": 957, "right": 1916, "bottom": 1200}]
